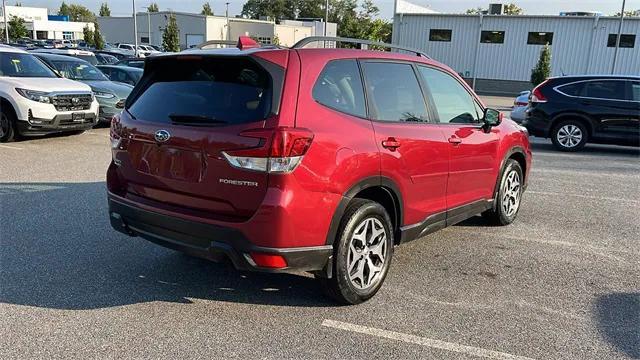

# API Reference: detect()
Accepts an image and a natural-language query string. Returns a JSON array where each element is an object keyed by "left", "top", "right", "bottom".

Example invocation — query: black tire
[
  {"left": 483, "top": 159, "right": 524, "bottom": 226},
  {"left": 0, "top": 109, "right": 17, "bottom": 143},
  {"left": 317, "top": 198, "right": 394, "bottom": 305},
  {"left": 551, "top": 119, "right": 588, "bottom": 152}
]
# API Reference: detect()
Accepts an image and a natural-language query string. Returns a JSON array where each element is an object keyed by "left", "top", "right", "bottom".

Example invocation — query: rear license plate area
[{"left": 136, "top": 144, "right": 203, "bottom": 182}]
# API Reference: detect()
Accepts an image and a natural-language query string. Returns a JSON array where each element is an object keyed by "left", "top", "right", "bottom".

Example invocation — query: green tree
[
  {"left": 297, "top": 0, "right": 324, "bottom": 19},
  {"left": 201, "top": 2, "right": 214, "bottom": 16},
  {"left": 241, "top": 0, "right": 296, "bottom": 21},
  {"left": 465, "top": 7, "right": 483, "bottom": 14},
  {"left": 58, "top": 3, "right": 96, "bottom": 22},
  {"left": 531, "top": 44, "right": 551, "bottom": 86},
  {"left": 615, "top": 9, "right": 640, "bottom": 17},
  {"left": 93, "top": 22, "right": 104, "bottom": 49},
  {"left": 83, "top": 25, "right": 94, "bottom": 47},
  {"left": 99, "top": 3, "right": 111, "bottom": 17},
  {"left": 465, "top": 3, "right": 523, "bottom": 15},
  {"left": 147, "top": 3, "right": 159, "bottom": 12},
  {"left": 2, "top": 15, "right": 28, "bottom": 41},
  {"left": 162, "top": 14, "right": 179, "bottom": 52},
  {"left": 503, "top": 3, "right": 523, "bottom": 15}
]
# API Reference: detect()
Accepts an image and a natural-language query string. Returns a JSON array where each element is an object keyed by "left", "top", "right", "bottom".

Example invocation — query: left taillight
[
  {"left": 110, "top": 114, "right": 122, "bottom": 149},
  {"left": 222, "top": 127, "right": 314, "bottom": 174}
]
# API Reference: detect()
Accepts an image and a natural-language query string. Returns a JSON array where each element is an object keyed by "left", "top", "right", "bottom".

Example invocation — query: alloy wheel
[
  {"left": 501, "top": 170, "right": 521, "bottom": 217},
  {"left": 557, "top": 124, "right": 583, "bottom": 148},
  {"left": 347, "top": 217, "right": 388, "bottom": 290}
]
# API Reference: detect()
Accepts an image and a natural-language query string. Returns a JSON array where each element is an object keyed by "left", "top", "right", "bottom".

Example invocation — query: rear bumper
[
  {"left": 108, "top": 195, "right": 333, "bottom": 274},
  {"left": 522, "top": 110, "right": 551, "bottom": 138}
]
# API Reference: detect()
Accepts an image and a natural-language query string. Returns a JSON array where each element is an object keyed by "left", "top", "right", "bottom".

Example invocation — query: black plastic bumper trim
[{"left": 108, "top": 196, "right": 333, "bottom": 274}]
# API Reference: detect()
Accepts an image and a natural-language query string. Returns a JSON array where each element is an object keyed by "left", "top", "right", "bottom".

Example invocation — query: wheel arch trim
[{"left": 324, "top": 176, "right": 403, "bottom": 246}]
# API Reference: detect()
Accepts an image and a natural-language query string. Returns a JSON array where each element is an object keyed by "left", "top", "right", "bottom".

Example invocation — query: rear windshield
[{"left": 128, "top": 57, "right": 272, "bottom": 125}]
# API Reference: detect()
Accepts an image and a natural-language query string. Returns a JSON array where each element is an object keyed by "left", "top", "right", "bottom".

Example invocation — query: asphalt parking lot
[{"left": 1, "top": 101, "right": 639, "bottom": 359}]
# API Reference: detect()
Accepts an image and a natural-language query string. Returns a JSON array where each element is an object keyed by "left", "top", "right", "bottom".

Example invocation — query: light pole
[
  {"left": 225, "top": 2, "right": 230, "bottom": 41},
  {"left": 611, "top": 0, "right": 626, "bottom": 74},
  {"left": 133, "top": 0, "right": 139, "bottom": 55},
  {"left": 3, "top": 0, "right": 8, "bottom": 43},
  {"left": 140, "top": 6, "right": 151, "bottom": 44}
]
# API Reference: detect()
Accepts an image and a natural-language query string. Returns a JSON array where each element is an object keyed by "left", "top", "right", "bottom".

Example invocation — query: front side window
[
  {"left": 481, "top": 31, "right": 505, "bottom": 44},
  {"left": 361, "top": 62, "right": 429, "bottom": 123},
  {"left": 607, "top": 34, "right": 636, "bottom": 48},
  {"left": 418, "top": 66, "right": 481, "bottom": 124},
  {"left": 312, "top": 59, "right": 366, "bottom": 118},
  {"left": 429, "top": 29, "right": 452, "bottom": 42},
  {"left": 583, "top": 81, "right": 626, "bottom": 101},
  {"left": 0, "top": 53, "right": 57, "bottom": 78}
]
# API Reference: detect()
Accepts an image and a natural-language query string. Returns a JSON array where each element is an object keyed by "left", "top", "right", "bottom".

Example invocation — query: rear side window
[
  {"left": 361, "top": 62, "right": 429, "bottom": 123},
  {"left": 631, "top": 82, "right": 640, "bottom": 102},
  {"left": 312, "top": 59, "right": 366, "bottom": 118},
  {"left": 557, "top": 82, "right": 585, "bottom": 96},
  {"left": 583, "top": 81, "right": 626, "bottom": 101},
  {"left": 128, "top": 57, "right": 273, "bottom": 125},
  {"left": 418, "top": 66, "right": 481, "bottom": 124}
]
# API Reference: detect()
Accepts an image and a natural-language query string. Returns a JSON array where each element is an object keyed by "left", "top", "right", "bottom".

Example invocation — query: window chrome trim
[{"left": 553, "top": 79, "right": 639, "bottom": 103}]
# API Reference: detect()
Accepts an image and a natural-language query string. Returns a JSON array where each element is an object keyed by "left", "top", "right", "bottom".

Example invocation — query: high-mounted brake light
[
  {"left": 222, "top": 127, "right": 314, "bottom": 174},
  {"left": 237, "top": 36, "right": 260, "bottom": 50},
  {"left": 530, "top": 80, "right": 549, "bottom": 103}
]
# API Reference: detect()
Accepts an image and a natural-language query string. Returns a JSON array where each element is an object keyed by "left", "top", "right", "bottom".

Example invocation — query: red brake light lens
[
  {"left": 222, "top": 127, "right": 314, "bottom": 173},
  {"left": 249, "top": 252, "right": 288, "bottom": 268},
  {"left": 531, "top": 80, "right": 549, "bottom": 103}
]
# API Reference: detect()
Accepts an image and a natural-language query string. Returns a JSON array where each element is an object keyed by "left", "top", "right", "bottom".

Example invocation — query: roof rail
[
  {"left": 291, "top": 36, "right": 430, "bottom": 59},
  {"left": 195, "top": 39, "right": 237, "bottom": 49}
]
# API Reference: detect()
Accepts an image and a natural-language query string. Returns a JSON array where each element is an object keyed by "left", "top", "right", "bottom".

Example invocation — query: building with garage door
[
  {"left": 392, "top": 5, "right": 640, "bottom": 95},
  {"left": 98, "top": 11, "right": 337, "bottom": 49}
]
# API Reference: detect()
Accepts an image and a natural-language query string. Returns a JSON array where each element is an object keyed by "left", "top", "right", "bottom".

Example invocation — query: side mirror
[{"left": 483, "top": 108, "right": 502, "bottom": 128}]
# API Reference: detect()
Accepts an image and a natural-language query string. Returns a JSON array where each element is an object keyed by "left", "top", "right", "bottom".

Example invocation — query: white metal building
[
  {"left": 0, "top": 6, "right": 93, "bottom": 40},
  {"left": 392, "top": 12, "right": 640, "bottom": 95},
  {"left": 98, "top": 12, "right": 337, "bottom": 49}
]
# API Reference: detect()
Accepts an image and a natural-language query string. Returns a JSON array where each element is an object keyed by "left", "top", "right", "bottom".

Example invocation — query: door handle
[
  {"left": 382, "top": 137, "right": 401, "bottom": 151},
  {"left": 448, "top": 136, "right": 462, "bottom": 145}
]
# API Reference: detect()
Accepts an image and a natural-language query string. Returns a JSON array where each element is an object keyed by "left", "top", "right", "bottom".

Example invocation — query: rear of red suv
[{"left": 108, "top": 38, "right": 531, "bottom": 304}]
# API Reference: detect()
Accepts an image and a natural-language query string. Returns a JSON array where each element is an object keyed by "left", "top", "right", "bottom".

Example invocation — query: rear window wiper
[{"left": 168, "top": 114, "right": 228, "bottom": 126}]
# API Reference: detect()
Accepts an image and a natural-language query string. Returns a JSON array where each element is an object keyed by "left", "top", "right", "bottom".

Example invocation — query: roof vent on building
[{"left": 488, "top": 3, "right": 505, "bottom": 15}]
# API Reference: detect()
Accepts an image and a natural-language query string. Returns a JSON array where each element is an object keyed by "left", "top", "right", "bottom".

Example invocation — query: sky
[{"left": 13, "top": 0, "right": 640, "bottom": 19}]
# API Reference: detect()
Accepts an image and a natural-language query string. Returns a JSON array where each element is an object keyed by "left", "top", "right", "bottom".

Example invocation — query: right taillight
[
  {"left": 222, "top": 127, "right": 314, "bottom": 174},
  {"left": 530, "top": 80, "right": 549, "bottom": 103}
]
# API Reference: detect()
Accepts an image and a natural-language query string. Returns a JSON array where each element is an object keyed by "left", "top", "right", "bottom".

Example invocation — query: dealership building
[
  {"left": 98, "top": 12, "right": 337, "bottom": 49},
  {"left": 392, "top": 3, "right": 640, "bottom": 95},
  {"left": 0, "top": 5, "right": 94, "bottom": 40}
]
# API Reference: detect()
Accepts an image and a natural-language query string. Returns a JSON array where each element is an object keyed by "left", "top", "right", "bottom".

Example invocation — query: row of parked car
[{"left": 0, "top": 44, "right": 145, "bottom": 142}]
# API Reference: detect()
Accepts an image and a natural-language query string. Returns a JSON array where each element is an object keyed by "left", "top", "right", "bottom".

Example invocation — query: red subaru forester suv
[{"left": 108, "top": 37, "right": 531, "bottom": 304}]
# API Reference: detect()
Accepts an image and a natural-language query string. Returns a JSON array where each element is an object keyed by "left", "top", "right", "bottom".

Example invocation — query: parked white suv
[
  {"left": 0, "top": 45, "right": 99, "bottom": 142},
  {"left": 117, "top": 43, "right": 146, "bottom": 58}
]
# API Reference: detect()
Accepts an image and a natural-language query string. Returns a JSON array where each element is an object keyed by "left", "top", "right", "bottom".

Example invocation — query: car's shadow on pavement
[
  {"left": 530, "top": 138, "right": 640, "bottom": 157},
  {"left": 594, "top": 293, "right": 640, "bottom": 359},
  {"left": 0, "top": 182, "right": 334, "bottom": 309}
]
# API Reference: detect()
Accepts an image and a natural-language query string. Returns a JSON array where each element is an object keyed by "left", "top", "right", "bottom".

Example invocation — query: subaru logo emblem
[
  {"left": 154, "top": 130, "right": 171, "bottom": 143},
  {"left": 71, "top": 97, "right": 80, "bottom": 104}
]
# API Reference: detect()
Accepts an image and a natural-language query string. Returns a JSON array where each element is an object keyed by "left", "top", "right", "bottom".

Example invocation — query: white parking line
[
  {"left": 0, "top": 144, "right": 23, "bottom": 150},
  {"left": 527, "top": 190, "right": 640, "bottom": 205},
  {"left": 322, "top": 319, "right": 536, "bottom": 360}
]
